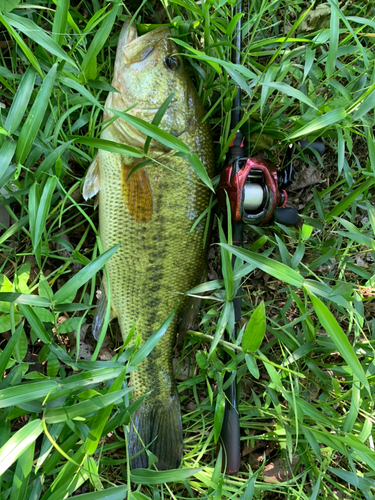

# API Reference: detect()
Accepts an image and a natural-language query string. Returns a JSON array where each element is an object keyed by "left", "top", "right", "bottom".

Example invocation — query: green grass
[{"left": 0, "top": 0, "right": 375, "bottom": 498}]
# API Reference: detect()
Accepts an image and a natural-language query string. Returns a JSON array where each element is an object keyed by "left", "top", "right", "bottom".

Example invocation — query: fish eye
[{"left": 165, "top": 56, "right": 179, "bottom": 70}]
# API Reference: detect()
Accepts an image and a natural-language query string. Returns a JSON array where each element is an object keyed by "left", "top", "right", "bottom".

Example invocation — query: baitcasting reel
[{"left": 218, "top": 130, "right": 299, "bottom": 227}]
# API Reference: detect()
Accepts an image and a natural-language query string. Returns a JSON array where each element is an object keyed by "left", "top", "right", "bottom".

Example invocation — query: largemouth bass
[{"left": 83, "top": 22, "right": 214, "bottom": 470}]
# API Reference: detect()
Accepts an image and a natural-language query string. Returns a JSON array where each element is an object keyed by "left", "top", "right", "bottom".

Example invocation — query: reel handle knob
[{"left": 275, "top": 207, "right": 300, "bottom": 226}]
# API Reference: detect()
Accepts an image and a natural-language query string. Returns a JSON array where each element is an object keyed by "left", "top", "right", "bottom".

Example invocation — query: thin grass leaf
[
  {"left": 0, "top": 13, "right": 43, "bottom": 76},
  {"left": 242, "top": 301, "right": 266, "bottom": 352},
  {"left": 0, "top": 419, "right": 43, "bottom": 475},
  {"left": 33, "top": 177, "right": 57, "bottom": 255},
  {"left": 58, "top": 76, "right": 103, "bottom": 110},
  {"left": 84, "top": 368, "right": 126, "bottom": 455},
  {"left": 0, "top": 137, "right": 16, "bottom": 185},
  {"left": 209, "top": 301, "right": 232, "bottom": 357},
  {"left": 326, "top": 0, "right": 339, "bottom": 77},
  {"left": 325, "top": 178, "right": 373, "bottom": 221},
  {"left": 44, "top": 388, "right": 130, "bottom": 423},
  {"left": 214, "top": 390, "right": 225, "bottom": 444},
  {"left": 260, "top": 82, "right": 317, "bottom": 110},
  {"left": 15, "top": 64, "right": 57, "bottom": 164},
  {"left": 144, "top": 90, "right": 176, "bottom": 154},
  {"left": 288, "top": 108, "right": 347, "bottom": 140},
  {"left": 0, "top": 292, "right": 50, "bottom": 306},
  {"left": 0, "top": 321, "right": 23, "bottom": 377},
  {"left": 9, "top": 438, "right": 35, "bottom": 500},
  {"left": 5, "top": 13, "right": 77, "bottom": 67},
  {"left": 4, "top": 66, "right": 36, "bottom": 134},
  {"left": 220, "top": 244, "right": 304, "bottom": 287},
  {"left": 18, "top": 304, "right": 51, "bottom": 344},
  {"left": 52, "top": 244, "right": 120, "bottom": 304},
  {"left": 307, "top": 292, "right": 369, "bottom": 392},
  {"left": 66, "top": 487, "right": 128, "bottom": 500},
  {"left": 52, "top": 0, "right": 69, "bottom": 47},
  {"left": 69, "top": 136, "right": 143, "bottom": 157},
  {"left": 108, "top": 108, "right": 191, "bottom": 154},
  {"left": 81, "top": 5, "right": 120, "bottom": 80},
  {"left": 351, "top": 83, "right": 375, "bottom": 121},
  {"left": 130, "top": 310, "right": 175, "bottom": 366},
  {"left": 130, "top": 468, "right": 201, "bottom": 484},
  {"left": 188, "top": 153, "right": 214, "bottom": 191}
]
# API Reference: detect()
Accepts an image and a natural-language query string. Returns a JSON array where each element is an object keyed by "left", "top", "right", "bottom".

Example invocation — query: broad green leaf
[
  {"left": 130, "top": 310, "right": 175, "bottom": 366},
  {"left": 260, "top": 82, "right": 317, "bottom": 110},
  {"left": 242, "top": 301, "right": 266, "bottom": 352},
  {"left": 69, "top": 136, "right": 143, "bottom": 157},
  {"left": 5, "top": 66, "right": 36, "bottom": 134},
  {"left": 308, "top": 292, "right": 369, "bottom": 392},
  {"left": 0, "top": 419, "right": 43, "bottom": 475},
  {"left": 15, "top": 64, "right": 57, "bottom": 164},
  {"left": 53, "top": 244, "right": 120, "bottom": 304},
  {"left": 130, "top": 468, "right": 201, "bottom": 484},
  {"left": 288, "top": 108, "right": 347, "bottom": 140},
  {"left": 108, "top": 108, "right": 191, "bottom": 154},
  {"left": 220, "top": 244, "right": 304, "bottom": 287},
  {"left": 5, "top": 13, "right": 77, "bottom": 67}
]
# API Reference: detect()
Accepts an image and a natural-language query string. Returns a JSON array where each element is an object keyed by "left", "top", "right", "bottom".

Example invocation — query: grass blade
[
  {"left": 307, "top": 292, "right": 369, "bottom": 392},
  {"left": 242, "top": 301, "right": 266, "bottom": 352},
  {"left": 288, "top": 108, "right": 347, "bottom": 140},
  {"left": 0, "top": 419, "right": 43, "bottom": 475},
  {"left": 5, "top": 13, "right": 77, "bottom": 67},
  {"left": 261, "top": 82, "right": 317, "bottom": 110},
  {"left": 220, "top": 244, "right": 304, "bottom": 287},
  {"left": 81, "top": 5, "right": 120, "bottom": 80},
  {"left": 52, "top": 243, "right": 120, "bottom": 305},
  {"left": 130, "top": 310, "right": 175, "bottom": 366},
  {"left": 15, "top": 64, "right": 57, "bottom": 164},
  {"left": 4, "top": 65, "right": 36, "bottom": 134},
  {"left": 108, "top": 108, "right": 191, "bottom": 154}
]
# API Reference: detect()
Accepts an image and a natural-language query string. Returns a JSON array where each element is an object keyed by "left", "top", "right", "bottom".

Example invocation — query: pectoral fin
[
  {"left": 83, "top": 155, "right": 100, "bottom": 201},
  {"left": 92, "top": 282, "right": 114, "bottom": 341},
  {"left": 122, "top": 158, "right": 153, "bottom": 223}
]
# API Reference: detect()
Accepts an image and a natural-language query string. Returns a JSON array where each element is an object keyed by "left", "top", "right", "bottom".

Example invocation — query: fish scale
[{"left": 83, "top": 22, "right": 214, "bottom": 470}]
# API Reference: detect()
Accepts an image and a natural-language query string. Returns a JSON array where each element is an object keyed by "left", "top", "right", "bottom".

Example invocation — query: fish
[{"left": 82, "top": 21, "right": 214, "bottom": 470}]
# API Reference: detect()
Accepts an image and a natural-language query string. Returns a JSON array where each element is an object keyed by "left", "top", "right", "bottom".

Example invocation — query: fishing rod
[{"left": 217, "top": 0, "right": 325, "bottom": 474}]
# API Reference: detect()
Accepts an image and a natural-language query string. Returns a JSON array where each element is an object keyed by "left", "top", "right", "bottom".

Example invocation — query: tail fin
[{"left": 128, "top": 395, "right": 182, "bottom": 470}]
